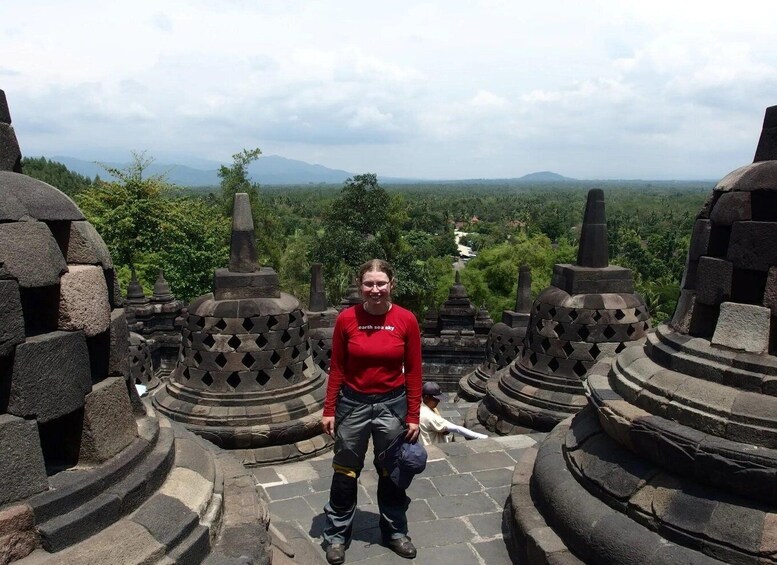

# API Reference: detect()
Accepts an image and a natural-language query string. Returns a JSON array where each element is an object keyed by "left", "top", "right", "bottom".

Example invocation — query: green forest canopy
[{"left": 22, "top": 155, "right": 711, "bottom": 324}]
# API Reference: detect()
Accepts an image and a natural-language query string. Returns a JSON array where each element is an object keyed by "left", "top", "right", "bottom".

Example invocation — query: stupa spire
[
  {"left": 516, "top": 264, "right": 532, "bottom": 313},
  {"left": 309, "top": 263, "right": 328, "bottom": 312},
  {"left": 576, "top": 188, "right": 608, "bottom": 268},
  {"left": 754, "top": 105, "right": 777, "bottom": 162},
  {"left": 126, "top": 267, "right": 147, "bottom": 304},
  {"left": 152, "top": 269, "right": 173, "bottom": 302},
  {"left": 228, "top": 192, "right": 258, "bottom": 273}
]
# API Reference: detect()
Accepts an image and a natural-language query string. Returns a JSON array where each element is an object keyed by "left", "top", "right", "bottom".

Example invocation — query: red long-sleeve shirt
[{"left": 323, "top": 303, "right": 423, "bottom": 424}]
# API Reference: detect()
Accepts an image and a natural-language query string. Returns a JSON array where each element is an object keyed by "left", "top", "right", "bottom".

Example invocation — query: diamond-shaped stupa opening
[{"left": 226, "top": 372, "right": 241, "bottom": 389}]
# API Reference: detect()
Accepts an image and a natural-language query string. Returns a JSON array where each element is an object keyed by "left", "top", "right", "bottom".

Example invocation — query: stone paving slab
[
  {"left": 469, "top": 511, "right": 507, "bottom": 537},
  {"left": 252, "top": 394, "right": 542, "bottom": 564}
]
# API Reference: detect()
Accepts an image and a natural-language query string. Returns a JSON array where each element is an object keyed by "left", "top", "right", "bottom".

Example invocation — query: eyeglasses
[{"left": 361, "top": 281, "right": 390, "bottom": 289}]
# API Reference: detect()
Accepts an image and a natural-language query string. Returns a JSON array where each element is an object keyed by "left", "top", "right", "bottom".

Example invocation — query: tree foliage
[
  {"left": 311, "top": 174, "right": 399, "bottom": 296},
  {"left": 218, "top": 148, "right": 282, "bottom": 268},
  {"left": 218, "top": 148, "right": 262, "bottom": 208},
  {"left": 21, "top": 156, "right": 93, "bottom": 196},
  {"left": 77, "top": 152, "right": 229, "bottom": 300},
  {"left": 460, "top": 231, "right": 577, "bottom": 320},
  {"left": 310, "top": 174, "right": 455, "bottom": 314},
  {"left": 41, "top": 153, "right": 707, "bottom": 324}
]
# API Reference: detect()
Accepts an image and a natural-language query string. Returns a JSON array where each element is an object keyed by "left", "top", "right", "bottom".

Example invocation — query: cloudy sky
[{"left": 2, "top": 1, "right": 776, "bottom": 180}]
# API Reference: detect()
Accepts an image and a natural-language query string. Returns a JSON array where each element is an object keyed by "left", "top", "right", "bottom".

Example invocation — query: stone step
[
  {"left": 500, "top": 377, "right": 587, "bottom": 414},
  {"left": 17, "top": 421, "right": 224, "bottom": 564},
  {"left": 207, "top": 447, "right": 273, "bottom": 562},
  {"left": 611, "top": 345, "right": 777, "bottom": 447},
  {"left": 480, "top": 384, "right": 577, "bottom": 433},
  {"left": 28, "top": 416, "right": 159, "bottom": 525},
  {"left": 646, "top": 329, "right": 776, "bottom": 395},
  {"left": 653, "top": 324, "right": 777, "bottom": 377},
  {"left": 16, "top": 521, "right": 169, "bottom": 565},
  {"left": 508, "top": 442, "right": 584, "bottom": 565},
  {"left": 523, "top": 417, "right": 725, "bottom": 565},
  {"left": 35, "top": 424, "right": 175, "bottom": 552},
  {"left": 268, "top": 520, "right": 328, "bottom": 565},
  {"left": 511, "top": 366, "right": 585, "bottom": 395},
  {"left": 165, "top": 525, "right": 211, "bottom": 564},
  {"left": 586, "top": 371, "right": 777, "bottom": 506}
]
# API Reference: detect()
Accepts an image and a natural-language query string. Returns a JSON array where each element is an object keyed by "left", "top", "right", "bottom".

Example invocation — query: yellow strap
[{"left": 332, "top": 464, "right": 357, "bottom": 478}]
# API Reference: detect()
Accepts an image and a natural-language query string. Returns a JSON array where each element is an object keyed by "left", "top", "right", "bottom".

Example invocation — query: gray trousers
[{"left": 323, "top": 388, "right": 410, "bottom": 545}]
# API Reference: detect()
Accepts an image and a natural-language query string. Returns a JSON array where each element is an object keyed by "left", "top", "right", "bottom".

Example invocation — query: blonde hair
[{"left": 358, "top": 259, "right": 394, "bottom": 283}]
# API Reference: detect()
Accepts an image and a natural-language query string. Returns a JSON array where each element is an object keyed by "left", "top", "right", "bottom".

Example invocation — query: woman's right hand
[{"left": 321, "top": 416, "right": 335, "bottom": 437}]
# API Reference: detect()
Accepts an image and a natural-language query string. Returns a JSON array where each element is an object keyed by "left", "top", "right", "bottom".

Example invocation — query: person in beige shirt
[{"left": 419, "top": 382, "right": 487, "bottom": 445}]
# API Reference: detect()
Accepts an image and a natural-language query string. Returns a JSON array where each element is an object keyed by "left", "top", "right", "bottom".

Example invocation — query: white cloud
[
  {"left": 2, "top": 0, "right": 777, "bottom": 179},
  {"left": 469, "top": 90, "right": 508, "bottom": 109}
]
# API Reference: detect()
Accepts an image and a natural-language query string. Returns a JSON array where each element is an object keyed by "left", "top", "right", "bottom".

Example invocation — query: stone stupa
[
  {"left": 509, "top": 106, "right": 777, "bottom": 564},
  {"left": 458, "top": 264, "right": 532, "bottom": 401},
  {"left": 154, "top": 193, "right": 332, "bottom": 465},
  {"left": 0, "top": 90, "right": 270, "bottom": 564},
  {"left": 477, "top": 189, "right": 651, "bottom": 434},
  {"left": 124, "top": 268, "right": 185, "bottom": 381},
  {"left": 422, "top": 270, "right": 493, "bottom": 391},
  {"left": 338, "top": 277, "right": 362, "bottom": 310}
]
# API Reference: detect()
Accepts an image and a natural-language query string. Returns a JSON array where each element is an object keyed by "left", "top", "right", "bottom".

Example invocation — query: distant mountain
[
  {"left": 46, "top": 155, "right": 355, "bottom": 187},
  {"left": 516, "top": 171, "right": 573, "bottom": 182},
  {"left": 379, "top": 171, "right": 576, "bottom": 185},
  {"left": 41, "top": 156, "right": 574, "bottom": 187}
]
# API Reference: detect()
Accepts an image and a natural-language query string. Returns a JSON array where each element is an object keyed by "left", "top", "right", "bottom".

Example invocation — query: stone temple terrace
[{"left": 3, "top": 88, "right": 777, "bottom": 564}]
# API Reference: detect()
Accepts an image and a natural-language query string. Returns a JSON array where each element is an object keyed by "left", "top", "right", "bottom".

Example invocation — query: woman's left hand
[{"left": 405, "top": 423, "right": 419, "bottom": 443}]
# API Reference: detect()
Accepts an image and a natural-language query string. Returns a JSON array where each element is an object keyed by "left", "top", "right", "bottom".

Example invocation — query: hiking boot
[
  {"left": 385, "top": 536, "right": 416, "bottom": 559},
  {"left": 325, "top": 543, "right": 346, "bottom": 564}
]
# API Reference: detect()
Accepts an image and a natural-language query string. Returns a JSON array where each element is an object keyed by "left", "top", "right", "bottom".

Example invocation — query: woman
[{"left": 321, "top": 259, "right": 422, "bottom": 564}]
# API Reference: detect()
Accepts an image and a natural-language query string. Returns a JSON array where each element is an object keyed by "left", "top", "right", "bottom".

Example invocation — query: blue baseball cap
[
  {"left": 422, "top": 381, "right": 444, "bottom": 401},
  {"left": 380, "top": 434, "right": 428, "bottom": 489}
]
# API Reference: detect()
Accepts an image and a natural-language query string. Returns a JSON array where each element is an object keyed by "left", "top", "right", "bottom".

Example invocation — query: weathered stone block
[
  {"left": 716, "top": 161, "right": 777, "bottom": 192},
  {"left": 711, "top": 302, "right": 770, "bottom": 353},
  {"left": 727, "top": 221, "right": 777, "bottom": 272},
  {"left": 213, "top": 267, "right": 280, "bottom": 300},
  {"left": 66, "top": 220, "right": 113, "bottom": 267},
  {"left": 9, "top": 330, "right": 92, "bottom": 422},
  {"left": 0, "top": 171, "right": 84, "bottom": 222},
  {"left": 0, "top": 504, "right": 39, "bottom": 563},
  {"left": 0, "top": 122, "right": 21, "bottom": 172},
  {"left": 106, "top": 269, "right": 122, "bottom": 309},
  {"left": 0, "top": 221, "right": 66, "bottom": 287},
  {"left": 697, "top": 192, "right": 717, "bottom": 219},
  {"left": 669, "top": 290, "right": 696, "bottom": 334},
  {"left": 695, "top": 257, "right": 733, "bottom": 305},
  {"left": 79, "top": 377, "right": 138, "bottom": 464},
  {"left": 688, "top": 220, "right": 712, "bottom": 262},
  {"left": 0, "top": 279, "right": 24, "bottom": 357},
  {"left": 709, "top": 192, "right": 752, "bottom": 225},
  {"left": 130, "top": 493, "right": 198, "bottom": 549},
  {"left": 0, "top": 414, "right": 48, "bottom": 505},
  {"left": 58, "top": 265, "right": 110, "bottom": 337},
  {"left": 763, "top": 266, "right": 777, "bottom": 314},
  {"left": 551, "top": 264, "right": 634, "bottom": 295},
  {"left": 0, "top": 90, "right": 10, "bottom": 124},
  {"left": 108, "top": 308, "right": 130, "bottom": 379},
  {"left": 762, "top": 513, "right": 777, "bottom": 554}
]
